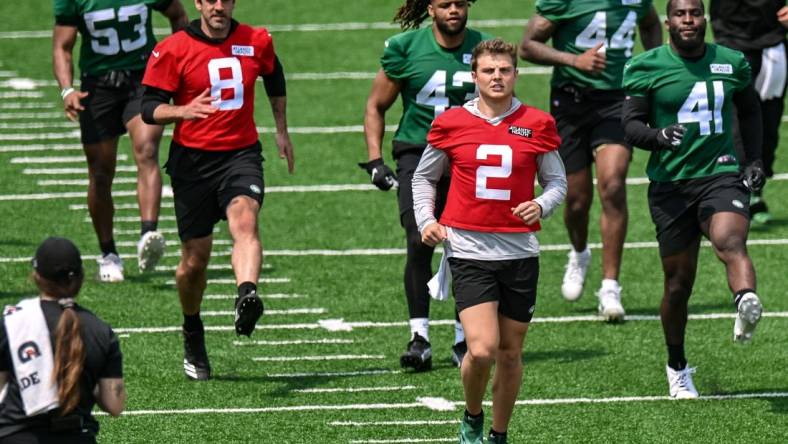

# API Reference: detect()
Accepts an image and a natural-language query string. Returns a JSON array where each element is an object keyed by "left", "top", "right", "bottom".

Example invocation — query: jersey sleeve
[
  {"left": 426, "top": 113, "right": 451, "bottom": 149},
  {"left": 99, "top": 327, "right": 123, "bottom": 378},
  {"left": 256, "top": 28, "right": 276, "bottom": 76},
  {"left": 733, "top": 50, "right": 753, "bottom": 92},
  {"left": 142, "top": 37, "right": 181, "bottom": 93},
  {"left": 536, "top": 114, "right": 561, "bottom": 153},
  {"left": 535, "top": 0, "right": 569, "bottom": 22},
  {"left": 53, "top": 0, "right": 79, "bottom": 26},
  {"left": 380, "top": 36, "right": 409, "bottom": 80},
  {"left": 622, "top": 58, "right": 651, "bottom": 97},
  {"left": 147, "top": 0, "right": 174, "bottom": 12}
]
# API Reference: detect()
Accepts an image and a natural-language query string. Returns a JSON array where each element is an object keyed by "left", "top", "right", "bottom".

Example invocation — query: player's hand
[
  {"left": 742, "top": 160, "right": 766, "bottom": 193},
  {"left": 180, "top": 88, "right": 218, "bottom": 120},
  {"left": 656, "top": 124, "right": 686, "bottom": 150},
  {"left": 511, "top": 201, "right": 542, "bottom": 225},
  {"left": 63, "top": 90, "right": 88, "bottom": 122},
  {"left": 358, "top": 158, "right": 398, "bottom": 191},
  {"left": 778, "top": 6, "right": 788, "bottom": 29},
  {"left": 573, "top": 42, "right": 606, "bottom": 74},
  {"left": 276, "top": 131, "right": 295, "bottom": 174},
  {"left": 421, "top": 222, "right": 447, "bottom": 247}
]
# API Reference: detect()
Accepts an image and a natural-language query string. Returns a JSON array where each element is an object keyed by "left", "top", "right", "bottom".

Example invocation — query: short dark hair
[
  {"left": 666, "top": 0, "right": 705, "bottom": 16},
  {"left": 471, "top": 38, "right": 517, "bottom": 71}
]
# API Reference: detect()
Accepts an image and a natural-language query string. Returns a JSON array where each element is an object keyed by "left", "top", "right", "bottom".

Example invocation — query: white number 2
[
  {"left": 678, "top": 81, "right": 724, "bottom": 136},
  {"left": 208, "top": 58, "right": 244, "bottom": 111},
  {"left": 476, "top": 144, "right": 512, "bottom": 201}
]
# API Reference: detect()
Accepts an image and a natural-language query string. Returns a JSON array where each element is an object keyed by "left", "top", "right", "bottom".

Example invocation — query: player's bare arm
[
  {"left": 511, "top": 201, "right": 542, "bottom": 225},
  {"left": 519, "top": 14, "right": 605, "bottom": 73},
  {"left": 95, "top": 378, "right": 126, "bottom": 417},
  {"left": 162, "top": 0, "right": 189, "bottom": 32},
  {"left": 52, "top": 25, "right": 88, "bottom": 122},
  {"left": 151, "top": 88, "right": 218, "bottom": 124},
  {"left": 421, "top": 222, "right": 447, "bottom": 247},
  {"left": 268, "top": 96, "right": 295, "bottom": 174},
  {"left": 778, "top": 6, "right": 788, "bottom": 28},
  {"left": 638, "top": 6, "right": 663, "bottom": 50},
  {"left": 363, "top": 69, "right": 401, "bottom": 161}
]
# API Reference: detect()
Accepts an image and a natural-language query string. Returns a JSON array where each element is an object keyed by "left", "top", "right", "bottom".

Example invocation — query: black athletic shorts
[
  {"left": 394, "top": 147, "right": 449, "bottom": 226},
  {"left": 0, "top": 428, "right": 95, "bottom": 444},
  {"left": 448, "top": 256, "right": 539, "bottom": 323},
  {"left": 550, "top": 85, "right": 631, "bottom": 174},
  {"left": 167, "top": 142, "right": 264, "bottom": 242},
  {"left": 78, "top": 70, "right": 145, "bottom": 145},
  {"left": 648, "top": 173, "right": 750, "bottom": 257}
]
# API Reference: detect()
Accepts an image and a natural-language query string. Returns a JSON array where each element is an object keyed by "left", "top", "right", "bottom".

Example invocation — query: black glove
[
  {"left": 742, "top": 159, "right": 766, "bottom": 193},
  {"left": 655, "top": 124, "right": 686, "bottom": 150},
  {"left": 358, "top": 158, "right": 398, "bottom": 191}
]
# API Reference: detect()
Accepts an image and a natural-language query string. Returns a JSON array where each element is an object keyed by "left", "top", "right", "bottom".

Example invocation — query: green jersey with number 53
[
  {"left": 381, "top": 27, "right": 492, "bottom": 147},
  {"left": 537, "top": 0, "right": 653, "bottom": 90},
  {"left": 54, "top": 0, "right": 173, "bottom": 76},
  {"left": 623, "top": 44, "right": 751, "bottom": 182}
]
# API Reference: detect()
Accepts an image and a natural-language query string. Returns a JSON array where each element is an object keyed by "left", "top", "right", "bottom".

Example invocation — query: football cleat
[
  {"left": 666, "top": 364, "right": 698, "bottom": 399},
  {"left": 451, "top": 340, "right": 467, "bottom": 368},
  {"left": 561, "top": 249, "right": 591, "bottom": 301},
  {"left": 749, "top": 195, "right": 772, "bottom": 225},
  {"left": 97, "top": 253, "right": 124, "bottom": 283},
  {"left": 734, "top": 292, "right": 763, "bottom": 343},
  {"left": 399, "top": 333, "right": 432, "bottom": 372},
  {"left": 487, "top": 432, "right": 508, "bottom": 444},
  {"left": 597, "top": 283, "right": 625, "bottom": 322},
  {"left": 234, "top": 291, "right": 264, "bottom": 337},
  {"left": 459, "top": 410, "right": 484, "bottom": 444},
  {"left": 183, "top": 327, "right": 211, "bottom": 381},
  {"left": 137, "top": 230, "right": 165, "bottom": 273}
]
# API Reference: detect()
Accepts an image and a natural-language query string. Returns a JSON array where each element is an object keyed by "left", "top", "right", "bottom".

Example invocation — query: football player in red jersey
[
  {"left": 413, "top": 39, "right": 566, "bottom": 443},
  {"left": 140, "top": 0, "right": 294, "bottom": 381}
]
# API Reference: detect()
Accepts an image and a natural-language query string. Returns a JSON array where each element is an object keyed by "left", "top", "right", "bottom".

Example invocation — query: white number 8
[
  {"left": 208, "top": 57, "right": 244, "bottom": 111},
  {"left": 476, "top": 144, "right": 512, "bottom": 201}
]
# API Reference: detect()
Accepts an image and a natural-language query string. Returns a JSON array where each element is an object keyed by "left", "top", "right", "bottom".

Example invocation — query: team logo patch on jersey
[
  {"left": 710, "top": 64, "right": 733, "bottom": 74},
  {"left": 717, "top": 154, "right": 737, "bottom": 165},
  {"left": 463, "top": 53, "right": 472, "bottom": 64},
  {"left": 621, "top": 0, "right": 642, "bottom": 5},
  {"left": 232, "top": 45, "right": 254, "bottom": 57},
  {"left": 508, "top": 125, "right": 533, "bottom": 138}
]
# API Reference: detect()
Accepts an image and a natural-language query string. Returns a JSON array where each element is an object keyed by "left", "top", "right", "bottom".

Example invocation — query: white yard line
[
  {"left": 10, "top": 155, "right": 126, "bottom": 164},
  {"left": 0, "top": 103, "right": 55, "bottom": 110},
  {"left": 203, "top": 308, "right": 326, "bottom": 316},
  {"left": 330, "top": 419, "right": 456, "bottom": 426},
  {"left": 28, "top": 166, "right": 137, "bottom": 175},
  {"left": 0, "top": 143, "right": 82, "bottom": 152},
  {"left": 87, "top": 215, "right": 176, "bottom": 223},
  {"left": 299, "top": 385, "right": 415, "bottom": 394},
  {"left": 252, "top": 354, "right": 385, "bottom": 362},
  {"left": 164, "top": 278, "right": 290, "bottom": 285},
  {"left": 350, "top": 439, "right": 455, "bottom": 443},
  {"left": 266, "top": 369, "right": 400, "bottom": 378},
  {"left": 41, "top": 177, "right": 136, "bottom": 186},
  {"left": 0, "top": 121, "right": 77, "bottom": 130},
  {"left": 0, "top": 112, "right": 62, "bottom": 120},
  {"left": 235, "top": 338, "right": 353, "bottom": 347},
  {"left": 0, "top": 91, "right": 44, "bottom": 99},
  {"left": 206, "top": 293, "right": 303, "bottom": 300}
]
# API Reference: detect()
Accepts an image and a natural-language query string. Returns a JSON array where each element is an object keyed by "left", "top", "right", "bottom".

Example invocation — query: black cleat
[
  {"left": 451, "top": 340, "right": 467, "bottom": 368},
  {"left": 234, "top": 291, "right": 264, "bottom": 337},
  {"left": 183, "top": 327, "right": 211, "bottom": 381},
  {"left": 400, "top": 333, "right": 432, "bottom": 372}
]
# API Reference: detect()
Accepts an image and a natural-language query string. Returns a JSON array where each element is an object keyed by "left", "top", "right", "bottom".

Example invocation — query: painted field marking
[
  {"left": 0, "top": 103, "right": 55, "bottom": 110},
  {"left": 0, "top": 112, "right": 62, "bottom": 119},
  {"left": 158, "top": 263, "right": 271, "bottom": 273},
  {"left": 10, "top": 154, "right": 127, "bottom": 164},
  {"left": 0, "top": 91, "right": 44, "bottom": 99},
  {"left": 86, "top": 215, "right": 176, "bottom": 223},
  {"left": 417, "top": 397, "right": 456, "bottom": 411},
  {"left": 252, "top": 354, "right": 385, "bottom": 362},
  {"left": 203, "top": 308, "right": 326, "bottom": 316},
  {"left": 0, "top": 143, "right": 82, "bottom": 152},
  {"left": 206, "top": 293, "right": 303, "bottom": 300},
  {"left": 164, "top": 278, "right": 290, "bottom": 285},
  {"left": 330, "top": 419, "right": 457, "bottom": 426},
  {"left": 234, "top": 338, "right": 353, "bottom": 347},
  {"left": 296, "top": 385, "right": 414, "bottom": 394},
  {"left": 28, "top": 166, "right": 137, "bottom": 175},
  {"left": 266, "top": 369, "right": 400, "bottom": 378},
  {"left": 41, "top": 177, "right": 136, "bottom": 186},
  {"left": 350, "top": 439, "right": 455, "bottom": 443},
  {"left": 0, "top": 121, "right": 76, "bottom": 130}
]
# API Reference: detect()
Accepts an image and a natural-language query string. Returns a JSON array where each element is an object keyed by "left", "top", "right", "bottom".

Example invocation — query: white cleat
[
  {"left": 137, "top": 230, "right": 166, "bottom": 273},
  {"left": 561, "top": 249, "right": 591, "bottom": 301},
  {"left": 597, "top": 282, "right": 625, "bottom": 322},
  {"left": 97, "top": 253, "right": 124, "bottom": 283},
  {"left": 666, "top": 365, "right": 699, "bottom": 399},
  {"left": 734, "top": 292, "right": 763, "bottom": 343}
]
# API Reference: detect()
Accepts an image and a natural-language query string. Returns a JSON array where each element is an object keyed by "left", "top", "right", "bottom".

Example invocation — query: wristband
[{"left": 60, "top": 87, "right": 75, "bottom": 100}]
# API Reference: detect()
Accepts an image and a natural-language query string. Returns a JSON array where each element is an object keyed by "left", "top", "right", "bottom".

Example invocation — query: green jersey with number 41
[
  {"left": 537, "top": 0, "right": 653, "bottom": 90},
  {"left": 623, "top": 44, "right": 751, "bottom": 182},
  {"left": 381, "top": 27, "right": 492, "bottom": 146},
  {"left": 54, "top": 0, "right": 173, "bottom": 76}
]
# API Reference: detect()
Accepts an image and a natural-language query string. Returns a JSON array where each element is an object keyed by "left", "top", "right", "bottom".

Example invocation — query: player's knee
[
  {"left": 565, "top": 194, "right": 592, "bottom": 215},
  {"left": 495, "top": 348, "right": 522, "bottom": 372},
  {"left": 89, "top": 170, "right": 114, "bottom": 189},
  {"left": 712, "top": 234, "right": 746, "bottom": 257},
  {"left": 467, "top": 341, "right": 497, "bottom": 366},
  {"left": 133, "top": 141, "right": 159, "bottom": 163},
  {"left": 664, "top": 280, "right": 692, "bottom": 305},
  {"left": 598, "top": 177, "right": 627, "bottom": 209},
  {"left": 178, "top": 251, "right": 210, "bottom": 278}
]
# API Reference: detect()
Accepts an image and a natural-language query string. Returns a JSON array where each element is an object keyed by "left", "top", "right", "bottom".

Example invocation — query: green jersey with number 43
[
  {"left": 537, "top": 0, "right": 653, "bottom": 90},
  {"left": 54, "top": 0, "right": 173, "bottom": 76},
  {"left": 623, "top": 44, "right": 751, "bottom": 182},
  {"left": 381, "top": 27, "right": 492, "bottom": 146}
]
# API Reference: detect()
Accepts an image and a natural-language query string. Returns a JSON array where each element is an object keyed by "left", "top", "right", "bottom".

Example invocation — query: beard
[
  {"left": 434, "top": 15, "right": 467, "bottom": 37},
  {"left": 669, "top": 22, "right": 706, "bottom": 52}
]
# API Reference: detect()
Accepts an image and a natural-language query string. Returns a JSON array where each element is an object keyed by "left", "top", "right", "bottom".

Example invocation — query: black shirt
[
  {"left": 0, "top": 300, "right": 123, "bottom": 438},
  {"left": 710, "top": 0, "right": 787, "bottom": 51}
]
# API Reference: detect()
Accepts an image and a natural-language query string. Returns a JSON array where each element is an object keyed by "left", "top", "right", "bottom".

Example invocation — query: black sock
[
  {"left": 99, "top": 240, "right": 117, "bottom": 256},
  {"left": 183, "top": 313, "right": 203, "bottom": 332},
  {"left": 464, "top": 409, "right": 483, "bottom": 421},
  {"left": 667, "top": 343, "right": 687, "bottom": 370},
  {"left": 489, "top": 429, "right": 507, "bottom": 439},
  {"left": 733, "top": 288, "right": 756, "bottom": 308},
  {"left": 238, "top": 282, "right": 257, "bottom": 298},
  {"left": 141, "top": 220, "right": 158, "bottom": 236}
]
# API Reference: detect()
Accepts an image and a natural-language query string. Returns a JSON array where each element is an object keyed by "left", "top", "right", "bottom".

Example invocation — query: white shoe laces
[{"left": 675, "top": 367, "right": 696, "bottom": 391}]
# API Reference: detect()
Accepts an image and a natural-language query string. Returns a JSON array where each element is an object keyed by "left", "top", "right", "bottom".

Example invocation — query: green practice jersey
[
  {"left": 623, "top": 44, "right": 751, "bottom": 182},
  {"left": 537, "top": 0, "right": 653, "bottom": 90},
  {"left": 54, "top": 0, "right": 172, "bottom": 76},
  {"left": 381, "top": 27, "right": 492, "bottom": 146}
]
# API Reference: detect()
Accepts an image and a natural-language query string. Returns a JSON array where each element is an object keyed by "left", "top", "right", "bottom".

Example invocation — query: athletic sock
[
  {"left": 454, "top": 320, "right": 465, "bottom": 345},
  {"left": 238, "top": 282, "right": 257, "bottom": 299},
  {"left": 600, "top": 278, "right": 620, "bottom": 291},
  {"left": 99, "top": 240, "right": 118, "bottom": 256},
  {"left": 733, "top": 288, "right": 756, "bottom": 309},
  {"left": 489, "top": 429, "right": 508, "bottom": 439},
  {"left": 409, "top": 318, "right": 429, "bottom": 342},
  {"left": 667, "top": 343, "right": 687, "bottom": 370},
  {"left": 141, "top": 220, "right": 158, "bottom": 236},
  {"left": 183, "top": 313, "right": 203, "bottom": 333},
  {"left": 464, "top": 409, "right": 483, "bottom": 420}
]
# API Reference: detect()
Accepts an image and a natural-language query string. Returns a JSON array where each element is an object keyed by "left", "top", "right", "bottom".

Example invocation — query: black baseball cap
[{"left": 32, "top": 237, "right": 83, "bottom": 282}]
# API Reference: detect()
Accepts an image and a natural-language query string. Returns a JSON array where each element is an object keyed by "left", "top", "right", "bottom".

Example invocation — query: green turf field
[{"left": 1, "top": 1, "right": 787, "bottom": 442}]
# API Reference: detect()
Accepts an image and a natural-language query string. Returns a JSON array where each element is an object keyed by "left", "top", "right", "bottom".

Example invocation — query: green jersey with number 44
[
  {"left": 537, "top": 0, "right": 653, "bottom": 90},
  {"left": 381, "top": 27, "right": 492, "bottom": 146},
  {"left": 54, "top": 0, "right": 173, "bottom": 76},
  {"left": 623, "top": 44, "right": 751, "bottom": 182}
]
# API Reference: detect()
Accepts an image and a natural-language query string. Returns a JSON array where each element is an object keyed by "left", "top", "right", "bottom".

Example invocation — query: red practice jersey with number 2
[
  {"left": 427, "top": 104, "right": 561, "bottom": 232},
  {"left": 143, "top": 24, "right": 276, "bottom": 150}
]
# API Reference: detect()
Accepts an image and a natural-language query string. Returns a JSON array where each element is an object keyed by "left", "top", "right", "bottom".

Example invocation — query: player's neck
[
  {"left": 432, "top": 26, "right": 465, "bottom": 50},
  {"left": 670, "top": 41, "right": 706, "bottom": 59},
  {"left": 476, "top": 96, "right": 513, "bottom": 119},
  {"left": 201, "top": 19, "right": 231, "bottom": 40}
]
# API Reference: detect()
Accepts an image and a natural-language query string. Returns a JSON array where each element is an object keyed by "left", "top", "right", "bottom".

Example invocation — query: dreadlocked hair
[{"left": 393, "top": 0, "right": 477, "bottom": 30}]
